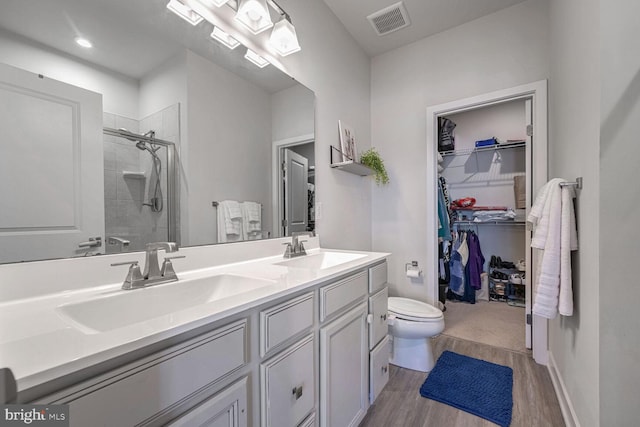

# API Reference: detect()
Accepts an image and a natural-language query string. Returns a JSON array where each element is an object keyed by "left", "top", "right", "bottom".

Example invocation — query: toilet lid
[{"left": 388, "top": 297, "right": 443, "bottom": 320}]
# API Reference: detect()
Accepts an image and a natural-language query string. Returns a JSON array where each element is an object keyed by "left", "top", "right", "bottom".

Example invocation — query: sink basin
[
  {"left": 275, "top": 251, "right": 366, "bottom": 270},
  {"left": 57, "top": 274, "right": 276, "bottom": 333}
]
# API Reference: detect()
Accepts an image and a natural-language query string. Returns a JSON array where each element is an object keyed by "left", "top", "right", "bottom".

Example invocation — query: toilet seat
[{"left": 388, "top": 297, "right": 443, "bottom": 322}]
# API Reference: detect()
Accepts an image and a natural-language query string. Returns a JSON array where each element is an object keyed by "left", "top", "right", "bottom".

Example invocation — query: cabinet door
[
  {"left": 368, "top": 287, "right": 388, "bottom": 350},
  {"left": 369, "top": 337, "right": 390, "bottom": 404},
  {"left": 168, "top": 377, "right": 248, "bottom": 427},
  {"left": 261, "top": 335, "right": 315, "bottom": 427},
  {"left": 320, "top": 303, "right": 368, "bottom": 427}
]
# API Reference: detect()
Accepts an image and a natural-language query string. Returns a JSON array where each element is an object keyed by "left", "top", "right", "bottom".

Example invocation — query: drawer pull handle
[
  {"left": 380, "top": 314, "right": 387, "bottom": 321},
  {"left": 292, "top": 386, "right": 303, "bottom": 400},
  {"left": 382, "top": 365, "right": 388, "bottom": 374}
]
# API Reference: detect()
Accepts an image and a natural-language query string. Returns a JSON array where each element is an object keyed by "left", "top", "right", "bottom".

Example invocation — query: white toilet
[{"left": 387, "top": 297, "right": 445, "bottom": 372}]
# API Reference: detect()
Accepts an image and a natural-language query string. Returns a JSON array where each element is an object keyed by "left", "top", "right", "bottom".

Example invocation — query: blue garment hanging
[{"left": 437, "top": 183, "right": 452, "bottom": 241}]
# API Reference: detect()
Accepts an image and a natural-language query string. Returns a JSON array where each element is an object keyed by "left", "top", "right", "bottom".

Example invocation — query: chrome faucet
[
  {"left": 283, "top": 231, "right": 314, "bottom": 258},
  {"left": 143, "top": 242, "right": 178, "bottom": 279},
  {"left": 111, "top": 242, "right": 185, "bottom": 290}
]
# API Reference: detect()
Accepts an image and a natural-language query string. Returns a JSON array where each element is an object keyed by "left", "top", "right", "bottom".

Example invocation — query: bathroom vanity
[{"left": 0, "top": 237, "right": 389, "bottom": 426}]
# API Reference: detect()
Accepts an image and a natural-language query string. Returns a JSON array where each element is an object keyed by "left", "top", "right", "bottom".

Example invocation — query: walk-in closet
[{"left": 436, "top": 98, "right": 532, "bottom": 354}]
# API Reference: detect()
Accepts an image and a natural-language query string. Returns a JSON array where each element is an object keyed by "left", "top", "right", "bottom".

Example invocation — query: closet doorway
[{"left": 426, "top": 81, "right": 548, "bottom": 364}]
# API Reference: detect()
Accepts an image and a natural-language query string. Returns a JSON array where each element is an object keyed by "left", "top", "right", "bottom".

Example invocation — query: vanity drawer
[
  {"left": 261, "top": 335, "right": 315, "bottom": 427},
  {"left": 62, "top": 320, "right": 247, "bottom": 427},
  {"left": 369, "top": 336, "right": 390, "bottom": 404},
  {"left": 320, "top": 271, "right": 368, "bottom": 322},
  {"left": 369, "top": 262, "right": 387, "bottom": 293},
  {"left": 260, "top": 292, "right": 314, "bottom": 357},
  {"left": 368, "top": 287, "right": 388, "bottom": 350}
]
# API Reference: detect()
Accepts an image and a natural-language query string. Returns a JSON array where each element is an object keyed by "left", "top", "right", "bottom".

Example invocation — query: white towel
[
  {"left": 241, "top": 201, "right": 262, "bottom": 240},
  {"left": 559, "top": 185, "right": 578, "bottom": 315},
  {"left": 217, "top": 200, "right": 243, "bottom": 243},
  {"left": 528, "top": 179, "right": 578, "bottom": 318}
]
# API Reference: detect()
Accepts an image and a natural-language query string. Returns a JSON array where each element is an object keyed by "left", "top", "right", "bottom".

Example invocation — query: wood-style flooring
[{"left": 360, "top": 335, "right": 565, "bottom": 427}]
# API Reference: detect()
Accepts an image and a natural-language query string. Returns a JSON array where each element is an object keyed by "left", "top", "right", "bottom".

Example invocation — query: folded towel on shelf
[
  {"left": 217, "top": 200, "right": 243, "bottom": 243},
  {"left": 241, "top": 201, "right": 262, "bottom": 240},
  {"left": 527, "top": 178, "right": 578, "bottom": 318}
]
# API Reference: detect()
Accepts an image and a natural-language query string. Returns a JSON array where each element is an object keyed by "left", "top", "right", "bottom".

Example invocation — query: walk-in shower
[{"left": 103, "top": 126, "right": 178, "bottom": 253}]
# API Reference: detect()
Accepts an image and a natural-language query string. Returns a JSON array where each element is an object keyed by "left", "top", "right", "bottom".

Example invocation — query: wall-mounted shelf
[
  {"left": 330, "top": 146, "right": 373, "bottom": 177},
  {"left": 440, "top": 141, "right": 526, "bottom": 157},
  {"left": 122, "top": 171, "right": 146, "bottom": 180}
]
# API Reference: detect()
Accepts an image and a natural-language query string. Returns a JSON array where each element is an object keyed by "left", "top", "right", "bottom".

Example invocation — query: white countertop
[{"left": 0, "top": 247, "right": 388, "bottom": 394}]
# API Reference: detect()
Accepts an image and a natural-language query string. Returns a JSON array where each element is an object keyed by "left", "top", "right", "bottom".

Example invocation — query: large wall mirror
[{"left": 0, "top": 0, "right": 315, "bottom": 264}]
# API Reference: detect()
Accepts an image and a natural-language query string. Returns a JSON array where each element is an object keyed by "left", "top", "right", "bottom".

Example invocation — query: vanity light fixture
[
  {"left": 166, "top": 0, "right": 204, "bottom": 26},
  {"left": 269, "top": 16, "right": 300, "bottom": 56},
  {"left": 211, "top": 26, "right": 240, "bottom": 49},
  {"left": 207, "top": 0, "right": 230, "bottom": 6},
  {"left": 235, "top": 0, "right": 273, "bottom": 35},
  {"left": 74, "top": 37, "right": 93, "bottom": 48},
  {"left": 244, "top": 48, "right": 269, "bottom": 68}
]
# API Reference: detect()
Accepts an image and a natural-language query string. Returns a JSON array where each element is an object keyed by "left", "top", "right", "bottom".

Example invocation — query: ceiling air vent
[{"left": 367, "top": 2, "right": 411, "bottom": 36}]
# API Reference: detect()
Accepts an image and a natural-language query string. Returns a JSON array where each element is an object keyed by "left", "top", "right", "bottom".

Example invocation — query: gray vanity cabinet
[
  {"left": 42, "top": 320, "right": 248, "bottom": 427},
  {"left": 319, "top": 271, "right": 369, "bottom": 427},
  {"left": 259, "top": 292, "right": 316, "bottom": 427},
  {"left": 31, "top": 259, "right": 389, "bottom": 427},
  {"left": 368, "top": 262, "right": 390, "bottom": 403},
  {"left": 167, "top": 377, "right": 248, "bottom": 427}
]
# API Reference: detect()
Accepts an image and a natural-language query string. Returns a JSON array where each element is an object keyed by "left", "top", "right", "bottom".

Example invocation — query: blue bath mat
[{"left": 419, "top": 350, "right": 513, "bottom": 427}]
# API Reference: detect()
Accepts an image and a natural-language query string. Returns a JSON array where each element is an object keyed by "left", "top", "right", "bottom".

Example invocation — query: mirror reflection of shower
[
  {"left": 120, "top": 128, "right": 163, "bottom": 212},
  {"left": 103, "top": 106, "right": 178, "bottom": 255}
]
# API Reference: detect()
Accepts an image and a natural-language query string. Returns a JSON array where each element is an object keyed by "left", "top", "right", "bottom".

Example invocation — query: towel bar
[{"left": 559, "top": 177, "right": 582, "bottom": 190}]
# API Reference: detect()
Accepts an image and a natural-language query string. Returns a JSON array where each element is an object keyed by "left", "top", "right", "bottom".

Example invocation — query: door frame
[
  {"left": 425, "top": 80, "right": 548, "bottom": 365},
  {"left": 271, "top": 134, "right": 314, "bottom": 238}
]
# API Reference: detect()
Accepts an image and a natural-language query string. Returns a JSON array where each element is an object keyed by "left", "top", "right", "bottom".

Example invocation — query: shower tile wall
[{"left": 103, "top": 104, "right": 179, "bottom": 254}]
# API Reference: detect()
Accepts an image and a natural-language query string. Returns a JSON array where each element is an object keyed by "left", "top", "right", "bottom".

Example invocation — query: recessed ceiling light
[{"left": 75, "top": 37, "right": 93, "bottom": 48}]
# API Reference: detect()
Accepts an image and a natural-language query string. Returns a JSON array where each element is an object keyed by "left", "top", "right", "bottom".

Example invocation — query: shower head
[{"left": 135, "top": 141, "right": 147, "bottom": 151}]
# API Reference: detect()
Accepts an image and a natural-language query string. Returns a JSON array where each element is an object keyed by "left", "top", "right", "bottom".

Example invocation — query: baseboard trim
[{"left": 547, "top": 351, "right": 581, "bottom": 427}]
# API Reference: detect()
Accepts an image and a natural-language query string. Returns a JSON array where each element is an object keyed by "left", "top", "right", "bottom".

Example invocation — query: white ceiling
[{"left": 322, "top": 0, "right": 528, "bottom": 57}]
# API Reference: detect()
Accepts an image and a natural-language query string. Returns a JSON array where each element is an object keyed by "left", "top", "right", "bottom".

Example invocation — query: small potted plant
[{"left": 360, "top": 148, "right": 389, "bottom": 185}]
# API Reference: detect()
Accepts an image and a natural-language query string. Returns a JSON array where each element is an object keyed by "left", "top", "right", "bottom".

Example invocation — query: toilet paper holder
[{"left": 405, "top": 261, "right": 422, "bottom": 277}]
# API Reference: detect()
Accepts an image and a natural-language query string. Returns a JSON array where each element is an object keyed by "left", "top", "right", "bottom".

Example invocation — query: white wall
[
  {"left": 548, "top": 0, "right": 601, "bottom": 425},
  {"left": 0, "top": 29, "right": 138, "bottom": 118},
  {"left": 186, "top": 51, "right": 272, "bottom": 245},
  {"left": 599, "top": 0, "right": 640, "bottom": 424},
  {"left": 370, "top": 0, "right": 550, "bottom": 300},
  {"left": 271, "top": 84, "right": 315, "bottom": 142}
]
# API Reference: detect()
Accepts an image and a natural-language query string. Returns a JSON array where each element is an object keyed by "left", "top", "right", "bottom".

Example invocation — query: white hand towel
[
  {"left": 241, "top": 201, "right": 262, "bottom": 240},
  {"left": 218, "top": 200, "right": 242, "bottom": 240}
]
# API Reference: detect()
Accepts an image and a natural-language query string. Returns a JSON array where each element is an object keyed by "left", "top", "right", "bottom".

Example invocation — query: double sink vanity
[{"left": 0, "top": 236, "right": 390, "bottom": 426}]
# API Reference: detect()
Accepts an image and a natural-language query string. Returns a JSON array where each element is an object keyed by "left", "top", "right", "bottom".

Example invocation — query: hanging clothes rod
[{"left": 559, "top": 177, "right": 583, "bottom": 190}]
